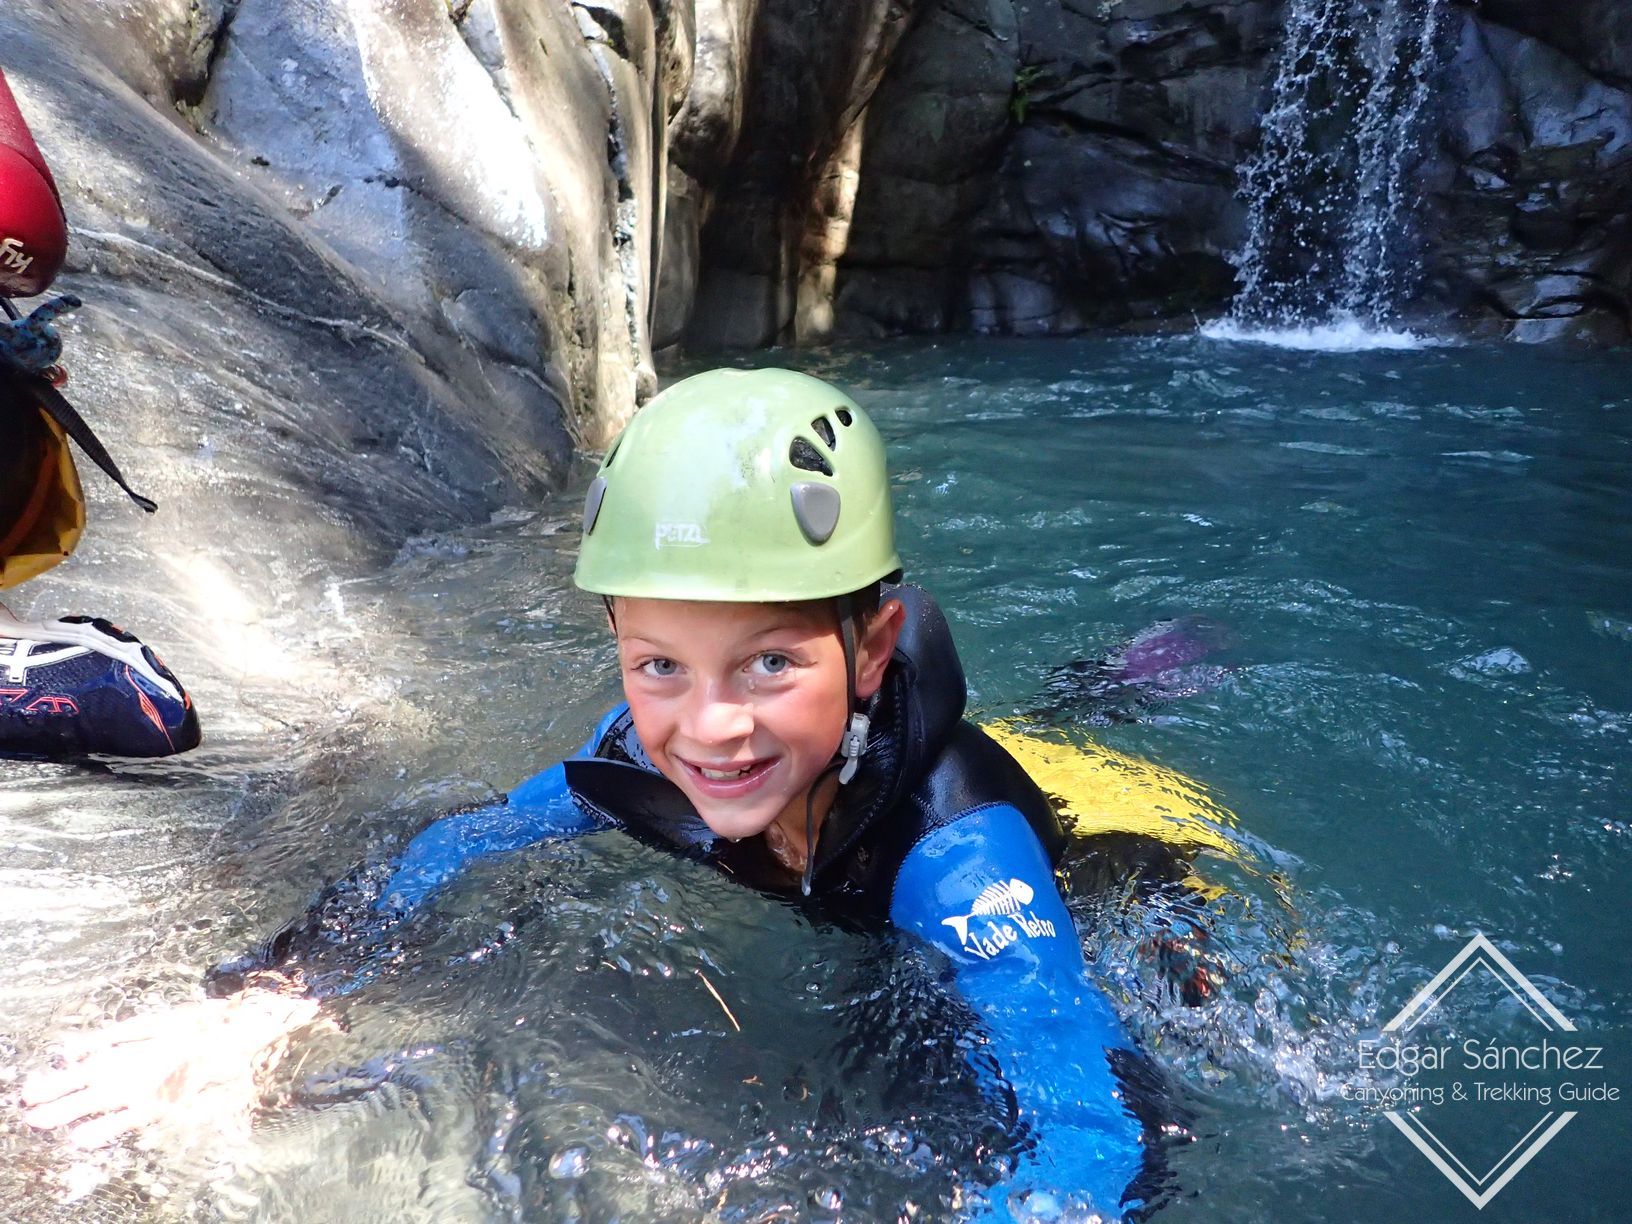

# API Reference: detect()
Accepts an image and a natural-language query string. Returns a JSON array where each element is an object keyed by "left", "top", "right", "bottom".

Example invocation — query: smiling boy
[
  {"left": 26, "top": 368, "right": 1167, "bottom": 1220},
  {"left": 610, "top": 594, "right": 899, "bottom": 869}
]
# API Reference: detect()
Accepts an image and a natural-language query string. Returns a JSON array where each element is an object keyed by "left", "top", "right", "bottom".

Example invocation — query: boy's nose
[{"left": 685, "top": 689, "right": 754, "bottom": 746}]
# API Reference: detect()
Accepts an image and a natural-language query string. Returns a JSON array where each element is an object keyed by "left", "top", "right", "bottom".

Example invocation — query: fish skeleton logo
[
  {"left": 0, "top": 236, "right": 33, "bottom": 274},
  {"left": 942, "top": 878, "right": 1057, "bottom": 960}
]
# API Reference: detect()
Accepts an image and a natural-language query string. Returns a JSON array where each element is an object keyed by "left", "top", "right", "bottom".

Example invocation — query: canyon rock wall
[
  {"left": 821, "top": 0, "right": 1632, "bottom": 343},
  {"left": 0, "top": 0, "right": 686, "bottom": 679}
]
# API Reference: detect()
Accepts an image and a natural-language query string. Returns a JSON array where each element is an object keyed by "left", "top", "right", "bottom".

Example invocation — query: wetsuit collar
[{"left": 801, "top": 583, "right": 967, "bottom": 885}]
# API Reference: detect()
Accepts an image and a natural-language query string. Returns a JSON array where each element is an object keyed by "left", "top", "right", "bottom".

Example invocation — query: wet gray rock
[
  {"left": 1463, "top": 0, "right": 1632, "bottom": 92},
  {"left": 680, "top": 0, "right": 920, "bottom": 349},
  {"left": 825, "top": 0, "right": 1632, "bottom": 342},
  {"left": 0, "top": 0, "right": 698, "bottom": 697},
  {"left": 1424, "top": 8, "right": 1632, "bottom": 341},
  {"left": 193, "top": 0, "right": 694, "bottom": 436},
  {"left": 1, "top": 0, "right": 705, "bottom": 617},
  {"left": 834, "top": 0, "right": 1279, "bottom": 337}
]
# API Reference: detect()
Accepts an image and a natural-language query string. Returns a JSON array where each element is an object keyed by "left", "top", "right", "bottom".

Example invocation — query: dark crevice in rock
[
  {"left": 938, "top": 6, "right": 1008, "bottom": 42},
  {"left": 572, "top": 3, "right": 632, "bottom": 61},
  {"left": 1025, "top": 111, "right": 1236, "bottom": 182},
  {"left": 174, "top": 0, "right": 240, "bottom": 110},
  {"left": 570, "top": 7, "right": 635, "bottom": 203}
]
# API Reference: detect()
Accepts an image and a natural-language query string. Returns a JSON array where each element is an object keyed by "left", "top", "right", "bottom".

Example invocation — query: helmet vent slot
[
  {"left": 835, "top": 408, "right": 853, "bottom": 427},
  {"left": 811, "top": 416, "right": 837, "bottom": 448},
  {"left": 789, "top": 437, "right": 833, "bottom": 476}
]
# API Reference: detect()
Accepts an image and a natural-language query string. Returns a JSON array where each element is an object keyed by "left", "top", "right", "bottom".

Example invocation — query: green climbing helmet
[{"left": 574, "top": 367, "right": 902, "bottom": 601}]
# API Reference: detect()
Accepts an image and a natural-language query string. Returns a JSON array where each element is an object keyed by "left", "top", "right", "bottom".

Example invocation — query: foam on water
[
  {"left": 1201, "top": 316, "right": 1443, "bottom": 352},
  {"left": 1221, "top": 0, "right": 1449, "bottom": 337}
]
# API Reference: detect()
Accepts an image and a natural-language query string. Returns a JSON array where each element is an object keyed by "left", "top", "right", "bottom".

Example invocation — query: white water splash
[
  {"left": 1226, "top": 0, "right": 1448, "bottom": 332},
  {"left": 1336, "top": 0, "right": 1448, "bottom": 319},
  {"left": 1201, "top": 315, "right": 1443, "bottom": 352}
]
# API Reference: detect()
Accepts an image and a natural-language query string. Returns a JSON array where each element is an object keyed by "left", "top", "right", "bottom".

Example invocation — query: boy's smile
[{"left": 613, "top": 596, "right": 902, "bottom": 862}]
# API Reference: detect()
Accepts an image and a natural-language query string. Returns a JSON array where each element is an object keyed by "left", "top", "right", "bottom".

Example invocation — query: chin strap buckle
[{"left": 837, "top": 712, "right": 870, "bottom": 785}]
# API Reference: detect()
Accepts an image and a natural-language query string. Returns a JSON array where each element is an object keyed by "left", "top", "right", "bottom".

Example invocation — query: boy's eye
[
  {"left": 755, "top": 652, "right": 791, "bottom": 675},
  {"left": 641, "top": 658, "right": 679, "bottom": 678}
]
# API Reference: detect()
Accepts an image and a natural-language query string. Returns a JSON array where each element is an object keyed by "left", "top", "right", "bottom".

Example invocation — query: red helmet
[{"left": 0, "top": 70, "right": 67, "bottom": 299}]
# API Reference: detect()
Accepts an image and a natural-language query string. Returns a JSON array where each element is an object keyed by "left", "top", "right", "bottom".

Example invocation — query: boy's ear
[{"left": 854, "top": 597, "right": 906, "bottom": 701}]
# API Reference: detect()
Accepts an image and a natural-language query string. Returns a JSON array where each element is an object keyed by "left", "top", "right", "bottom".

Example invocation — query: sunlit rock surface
[
  {"left": 3, "top": 0, "right": 697, "bottom": 511},
  {"left": 0, "top": 0, "right": 692, "bottom": 740}
]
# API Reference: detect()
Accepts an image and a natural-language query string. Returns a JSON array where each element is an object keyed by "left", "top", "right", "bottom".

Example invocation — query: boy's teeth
[{"left": 700, "top": 764, "right": 751, "bottom": 780}]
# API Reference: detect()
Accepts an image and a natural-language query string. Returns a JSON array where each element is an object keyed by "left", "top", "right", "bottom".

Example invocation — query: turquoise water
[
  {"left": 2, "top": 334, "right": 1629, "bottom": 1222},
  {"left": 811, "top": 336, "right": 1632, "bottom": 1223}
]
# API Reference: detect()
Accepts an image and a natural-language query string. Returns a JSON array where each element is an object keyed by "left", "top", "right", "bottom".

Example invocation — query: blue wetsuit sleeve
[
  {"left": 890, "top": 804, "right": 1150, "bottom": 1221},
  {"left": 209, "top": 706, "right": 624, "bottom": 999}
]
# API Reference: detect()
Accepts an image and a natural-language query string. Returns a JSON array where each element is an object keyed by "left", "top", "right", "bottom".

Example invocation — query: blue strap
[{"left": 890, "top": 805, "right": 1148, "bottom": 1220}]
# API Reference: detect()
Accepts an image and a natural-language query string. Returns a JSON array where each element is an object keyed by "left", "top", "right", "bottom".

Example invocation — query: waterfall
[{"left": 1223, "top": 0, "right": 1448, "bottom": 337}]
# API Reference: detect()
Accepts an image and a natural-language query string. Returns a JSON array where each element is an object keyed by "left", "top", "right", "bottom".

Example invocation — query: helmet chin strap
[
  {"left": 802, "top": 594, "right": 870, "bottom": 897},
  {"left": 836, "top": 604, "right": 870, "bottom": 785}
]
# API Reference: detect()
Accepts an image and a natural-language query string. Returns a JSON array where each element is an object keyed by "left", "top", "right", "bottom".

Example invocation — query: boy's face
[{"left": 613, "top": 596, "right": 903, "bottom": 843}]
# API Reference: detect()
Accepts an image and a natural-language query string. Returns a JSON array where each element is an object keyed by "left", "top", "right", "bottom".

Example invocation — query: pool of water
[{"left": 2, "top": 333, "right": 1629, "bottom": 1222}]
